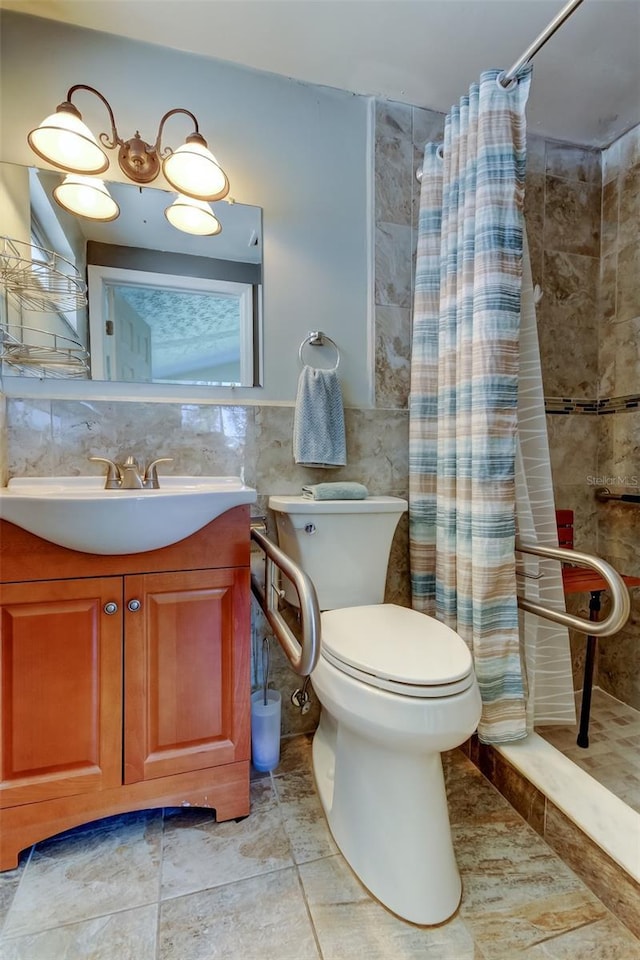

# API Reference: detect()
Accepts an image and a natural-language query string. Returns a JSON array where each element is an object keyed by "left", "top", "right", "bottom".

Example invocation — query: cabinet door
[
  {"left": 0, "top": 578, "right": 123, "bottom": 808},
  {"left": 123, "top": 567, "right": 250, "bottom": 784}
]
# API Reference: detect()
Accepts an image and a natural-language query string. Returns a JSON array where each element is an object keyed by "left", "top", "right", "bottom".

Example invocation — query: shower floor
[{"left": 537, "top": 688, "right": 640, "bottom": 813}]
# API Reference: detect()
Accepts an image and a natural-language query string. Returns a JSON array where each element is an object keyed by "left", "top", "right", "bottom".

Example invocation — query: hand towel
[
  {"left": 293, "top": 365, "right": 347, "bottom": 468},
  {"left": 302, "top": 482, "right": 368, "bottom": 500}
]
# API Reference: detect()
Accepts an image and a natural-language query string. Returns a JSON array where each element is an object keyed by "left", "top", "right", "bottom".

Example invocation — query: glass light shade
[
  {"left": 164, "top": 195, "right": 222, "bottom": 236},
  {"left": 28, "top": 107, "right": 109, "bottom": 175},
  {"left": 53, "top": 176, "right": 120, "bottom": 222},
  {"left": 163, "top": 141, "right": 229, "bottom": 201}
]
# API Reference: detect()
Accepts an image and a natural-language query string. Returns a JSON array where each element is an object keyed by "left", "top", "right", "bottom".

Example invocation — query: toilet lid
[{"left": 320, "top": 604, "right": 473, "bottom": 689}]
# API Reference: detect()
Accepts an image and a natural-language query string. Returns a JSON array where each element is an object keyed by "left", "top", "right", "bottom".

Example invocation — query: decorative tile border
[{"left": 545, "top": 394, "right": 640, "bottom": 415}]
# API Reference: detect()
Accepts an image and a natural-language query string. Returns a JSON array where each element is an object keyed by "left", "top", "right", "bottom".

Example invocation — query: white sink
[{"left": 0, "top": 476, "right": 257, "bottom": 555}]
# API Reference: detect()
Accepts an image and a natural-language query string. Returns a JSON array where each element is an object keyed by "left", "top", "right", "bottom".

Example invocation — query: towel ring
[{"left": 298, "top": 330, "right": 340, "bottom": 371}]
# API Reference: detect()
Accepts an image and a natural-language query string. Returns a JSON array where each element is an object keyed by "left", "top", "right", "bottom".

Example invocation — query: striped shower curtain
[{"left": 409, "top": 68, "right": 532, "bottom": 743}]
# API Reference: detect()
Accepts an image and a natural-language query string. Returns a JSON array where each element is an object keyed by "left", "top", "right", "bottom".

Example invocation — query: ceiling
[{"left": 2, "top": 0, "right": 639, "bottom": 146}]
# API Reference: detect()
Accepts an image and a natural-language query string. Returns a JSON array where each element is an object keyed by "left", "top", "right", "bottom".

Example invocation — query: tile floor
[
  {"left": 538, "top": 687, "right": 640, "bottom": 813},
  {"left": 0, "top": 736, "right": 639, "bottom": 959}
]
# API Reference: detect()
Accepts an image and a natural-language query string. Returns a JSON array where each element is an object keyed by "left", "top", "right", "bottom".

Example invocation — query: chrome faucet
[{"left": 89, "top": 456, "right": 173, "bottom": 489}]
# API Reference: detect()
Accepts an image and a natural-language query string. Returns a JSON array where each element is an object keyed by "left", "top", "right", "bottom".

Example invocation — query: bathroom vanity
[{"left": 0, "top": 507, "right": 251, "bottom": 870}]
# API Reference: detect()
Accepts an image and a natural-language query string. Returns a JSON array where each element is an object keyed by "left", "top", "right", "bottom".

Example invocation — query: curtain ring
[{"left": 497, "top": 71, "right": 519, "bottom": 91}]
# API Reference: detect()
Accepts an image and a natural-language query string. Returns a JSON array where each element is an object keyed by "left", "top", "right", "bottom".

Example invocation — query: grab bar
[
  {"left": 515, "top": 539, "right": 631, "bottom": 637},
  {"left": 250, "top": 521, "right": 321, "bottom": 676},
  {"left": 596, "top": 486, "right": 640, "bottom": 505}
]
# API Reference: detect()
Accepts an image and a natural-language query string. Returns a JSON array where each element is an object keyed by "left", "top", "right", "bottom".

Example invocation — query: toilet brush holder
[{"left": 251, "top": 689, "right": 282, "bottom": 772}]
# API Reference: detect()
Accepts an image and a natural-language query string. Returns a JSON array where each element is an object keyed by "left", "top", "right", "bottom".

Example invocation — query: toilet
[{"left": 269, "top": 494, "right": 482, "bottom": 925}]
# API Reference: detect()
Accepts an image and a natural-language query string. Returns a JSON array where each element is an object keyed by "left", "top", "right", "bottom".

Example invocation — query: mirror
[{"left": 0, "top": 162, "right": 263, "bottom": 387}]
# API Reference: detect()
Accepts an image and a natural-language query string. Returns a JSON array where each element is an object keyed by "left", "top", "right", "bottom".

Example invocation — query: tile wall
[{"left": 529, "top": 123, "right": 639, "bottom": 708}]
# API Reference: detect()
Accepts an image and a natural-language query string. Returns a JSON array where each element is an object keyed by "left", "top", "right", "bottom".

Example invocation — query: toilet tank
[{"left": 268, "top": 495, "right": 407, "bottom": 610}]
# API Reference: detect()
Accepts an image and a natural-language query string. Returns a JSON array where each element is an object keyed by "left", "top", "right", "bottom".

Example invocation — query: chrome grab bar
[
  {"left": 596, "top": 486, "right": 640, "bottom": 505},
  {"left": 250, "top": 521, "right": 321, "bottom": 676},
  {"left": 515, "top": 539, "right": 631, "bottom": 637}
]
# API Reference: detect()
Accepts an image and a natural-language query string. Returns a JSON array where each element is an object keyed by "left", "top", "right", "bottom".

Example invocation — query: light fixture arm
[
  {"left": 66, "top": 84, "right": 121, "bottom": 151},
  {"left": 153, "top": 107, "right": 202, "bottom": 160}
]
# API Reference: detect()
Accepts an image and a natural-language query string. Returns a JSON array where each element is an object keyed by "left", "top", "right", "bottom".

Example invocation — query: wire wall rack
[{"left": 0, "top": 236, "right": 89, "bottom": 377}]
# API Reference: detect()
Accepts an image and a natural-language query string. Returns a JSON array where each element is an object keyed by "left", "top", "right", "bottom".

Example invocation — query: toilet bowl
[{"left": 269, "top": 495, "right": 481, "bottom": 925}]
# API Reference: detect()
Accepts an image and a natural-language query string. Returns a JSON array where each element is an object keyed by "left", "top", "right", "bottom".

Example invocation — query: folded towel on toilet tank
[{"left": 301, "top": 482, "right": 369, "bottom": 500}]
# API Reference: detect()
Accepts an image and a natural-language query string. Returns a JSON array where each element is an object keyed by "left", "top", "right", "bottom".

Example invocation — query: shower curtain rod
[
  {"left": 415, "top": 0, "right": 585, "bottom": 181},
  {"left": 500, "top": 0, "right": 585, "bottom": 86}
]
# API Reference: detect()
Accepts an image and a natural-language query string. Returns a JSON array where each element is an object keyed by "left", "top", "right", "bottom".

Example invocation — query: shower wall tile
[
  {"left": 524, "top": 171, "right": 545, "bottom": 286},
  {"left": 600, "top": 176, "right": 619, "bottom": 259},
  {"left": 375, "top": 134, "right": 412, "bottom": 226},
  {"left": 374, "top": 221, "right": 413, "bottom": 308},
  {"left": 618, "top": 161, "right": 640, "bottom": 251},
  {"left": 411, "top": 106, "right": 445, "bottom": 150},
  {"left": 545, "top": 140, "right": 601, "bottom": 184},
  {"left": 537, "top": 251, "right": 599, "bottom": 397},
  {"left": 617, "top": 238, "right": 640, "bottom": 323},
  {"left": 374, "top": 99, "right": 412, "bottom": 141},
  {"left": 526, "top": 133, "right": 547, "bottom": 175},
  {"left": 374, "top": 305, "right": 411, "bottom": 410},
  {"left": 543, "top": 176, "right": 601, "bottom": 258}
]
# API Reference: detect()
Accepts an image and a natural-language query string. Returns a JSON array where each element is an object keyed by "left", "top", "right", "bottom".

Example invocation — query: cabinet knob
[
  {"left": 104, "top": 602, "right": 119, "bottom": 615},
  {"left": 127, "top": 599, "right": 142, "bottom": 612}
]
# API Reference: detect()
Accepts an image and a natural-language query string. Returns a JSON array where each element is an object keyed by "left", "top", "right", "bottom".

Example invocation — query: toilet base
[{"left": 312, "top": 710, "right": 463, "bottom": 925}]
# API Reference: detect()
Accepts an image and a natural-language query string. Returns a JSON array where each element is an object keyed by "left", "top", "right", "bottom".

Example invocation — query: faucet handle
[
  {"left": 89, "top": 456, "right": 122, "bottom": 489},
  {"left": 143, "top": 457, "right": 173, "bottom": 489}
]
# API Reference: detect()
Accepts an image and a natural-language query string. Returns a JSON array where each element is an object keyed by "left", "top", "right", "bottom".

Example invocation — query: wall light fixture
[{"left": 28, "top": 84, "right": 229, "bottom": 234}]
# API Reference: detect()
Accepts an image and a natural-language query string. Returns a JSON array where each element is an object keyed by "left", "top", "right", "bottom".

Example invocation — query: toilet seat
[{"left": 319, "top": 604, "right": 474, "bottom": 698}]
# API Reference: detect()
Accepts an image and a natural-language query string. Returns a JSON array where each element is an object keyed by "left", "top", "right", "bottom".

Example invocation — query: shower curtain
[{"left": 409, "top": 67, "right": 574, "bottom": 743}]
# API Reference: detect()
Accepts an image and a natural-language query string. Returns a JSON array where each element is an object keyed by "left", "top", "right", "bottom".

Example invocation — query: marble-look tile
[
  {"left": 524, "top": 171, "right": 545, "bottom": 286},
  {"left": 546, "top": 414, "right": 599, "bottom": 485},
  {"left": 538, "top": 251, "right": 599, "bottom": 397},
  {"left": 375, "top": 304, "right": 411, "bottom": 409},
  {"left": 597, "top": 411, "right": 640, "bottom": 491},
  {"left": 5, "top": 398, "right": 54, "bottom": 477},
  {"left": 0, "top": 903, "right": 158, "bottom": 960},
  {"left": 160, "top": 778, "right": 293, "bottom": 900},
  {"left": 599, "top": 250, "right": 618, "bottom": 328},
  {"left": 412, "top": 106, "right": 445, "bottom": 149},
  {"left": 469, "top": 742, "right": 546, "bottom": 836},
  {"left": 617, "top": 123, "right": 640, "bottom": 176},
  {"left": 41, "top": 400, "right": 252, "bottom": 479},
  {"left": 543, "top": 176, "right": 600, "bottom": 258},
  {"left": 0, "top": 860, "right": 26, "bottom": 934},
  {"left": 544, "top": 800, "right": 640, "bottom": 939},
  {"left": 375, "top": 221, "right": 413, "bottom": 308},
  {"left": 527, "top": 134, "right": 547, "bottom": 175},
  {"left": 601, "top": 176, "right": 620, "bottom": 260},
  {"left": 520, "top": 915, "right": 640, "bottom": 958},
  {"left": 375, "top": 134, "right": 413, "bottom": 225},
  {"left": 2, "top": 811, "right": 162, "bottom": 938},
  {"left": 454, "top": 817, "right": 609, "bottom": 956},
  {"left": 375, "top": 99, "right": 412, "bottom": 141},
  {"left": 545, "top": 140, "right": 601, "bottom": 183},
  {"left": 273, "top": 769, "right": 338, "bottom": 864},
  {"left": 299, "top": 854, "right": 482, "bottom": 959},
  {"left": 158, "top": 867, "right": 320, "bottom": 960},
  {"left": 275, "top": 732, "right": 314, "bottom": 776},
  {"left": 617, "top": 239, "right": 640, "bottom": 323}
]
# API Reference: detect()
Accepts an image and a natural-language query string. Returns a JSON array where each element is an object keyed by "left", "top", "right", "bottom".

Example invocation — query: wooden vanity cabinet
[{"left": 0, "top": 507, "right": 251, "bottom": 870}]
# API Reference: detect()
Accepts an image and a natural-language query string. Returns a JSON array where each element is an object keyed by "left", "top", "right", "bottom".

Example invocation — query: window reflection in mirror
[
  {"left": 0, "top": 162, "right": 263, "bottom": 387},
  {"left": 88, "top": 265, "right": 255, "bottom": 385}
]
